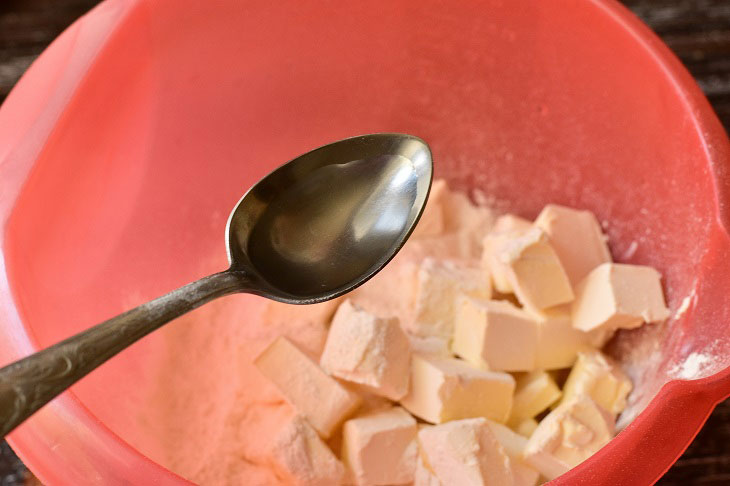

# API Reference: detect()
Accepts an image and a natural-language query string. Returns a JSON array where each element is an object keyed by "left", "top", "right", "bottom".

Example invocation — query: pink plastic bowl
[{"left": 2, "top": 0, "right": 730, "bottom": 484}]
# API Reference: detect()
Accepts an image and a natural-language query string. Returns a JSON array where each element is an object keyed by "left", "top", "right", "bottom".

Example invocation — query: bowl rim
[
  {"left": 554, "top": 1, "right": 730, "bottom": 483},
  {"left": 0, "top": 0, "right": 194, "bottom": 483},
  {"left": 0, "top": 0, "right": 728, "bottom": 484}
]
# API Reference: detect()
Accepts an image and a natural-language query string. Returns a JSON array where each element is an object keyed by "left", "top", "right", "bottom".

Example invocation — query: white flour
[
  {"left": 673, "top": 288, "right": 696, "bottom": 320},
  {"left": 669, "top": 349, "right": 716, "bottom": 380}
]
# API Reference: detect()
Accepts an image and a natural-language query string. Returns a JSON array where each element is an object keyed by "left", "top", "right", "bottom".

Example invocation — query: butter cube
[
  {"left": 481, "top": 215, "right": 532, "bottom": 294},
  {"left": 355, "top": 226, "right": 483, "bottom": 323},
  {"left": 414, "top": 454, "right": 441, "bottom": 486},
  {"left": 349, "top": 256, "right": 418, "bottom": 325},
  {"left": 410, "top": 258, "right": 491, "bottom": 339},
  {"left": 561, "top": 350, "right": 632, "bottom": 415},
  {"left": 412, "top": 180, "right": 448, "bottom": 238},
  {"left": 487, "top": 421, "right": 540, "bottom": 486},
  {"left": 418, "top": 418, "right": 513, "bottom": 486},
  {"left": 515, "top": 418, "right": 539, "bottom": 438},
  {"left": 508, "top": 371, "right": 562, "bottom": 427},
  {"left": 318, "top": 388, "right": 392, "bottom": 462},
  {"left": 498, "top": 228, "right": 575, "bottom": 309},
  {"left": 535, "top": 204, "right": 611, "bottom": 285},
  {"left": 530, "top": 306, "right": 596, "bottom": 370},
  {"left": 453, "top": 298, "right": 539, "bottom": 372},
  {"left": 482, "top": 234, "right": 515, "bottom": 294},
  {"left": 524, "top": 396, "right": 615, "bottom": 480},
  {"left": 320, "top": 300, "right": 410, "bottom": 401},
  {"left": 270, "top": 414, "right": 345, "bottom": 486},
  {"left": 255, "top": 336, "right": 361, "bottom": 438},
  {"left": 400, "top": 354, "right": 515, "bottom": 424},
  {"left": 571, "top": 263, "right": 670, "bottom": 333},
  {"left": 342, "top": 407, "right": 417, "bottom": 486}
]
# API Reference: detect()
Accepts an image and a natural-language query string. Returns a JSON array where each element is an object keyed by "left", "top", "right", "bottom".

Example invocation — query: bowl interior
[{"left": 3, "top": 0, "right": 730, "bottom": 483}]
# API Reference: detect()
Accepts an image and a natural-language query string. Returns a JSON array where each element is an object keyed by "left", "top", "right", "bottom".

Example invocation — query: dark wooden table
[{"left": 1, "top": 0, "right": 729, "bottom": 484}]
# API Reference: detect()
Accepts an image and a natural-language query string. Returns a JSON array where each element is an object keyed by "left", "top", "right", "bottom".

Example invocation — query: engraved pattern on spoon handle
[{"left": 0, "top": 270, "right": 247, "bottom": 437}]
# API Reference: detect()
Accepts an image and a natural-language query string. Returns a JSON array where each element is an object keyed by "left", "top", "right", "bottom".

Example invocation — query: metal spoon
[{"left": 0, "top": 133, "right": 432, "bottom": 437}]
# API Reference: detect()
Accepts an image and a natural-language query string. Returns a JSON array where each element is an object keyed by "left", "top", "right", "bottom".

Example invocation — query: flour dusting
[
  {"left": 673, "top": 288, "right": 696, "bottom": 320},
  {"left": 669, "top": 350, "right": 715, "bottom": 380}
]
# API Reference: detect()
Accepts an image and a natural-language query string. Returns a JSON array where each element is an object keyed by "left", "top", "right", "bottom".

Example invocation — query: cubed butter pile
[{"left": 253, "top": 181, "right": 668, "bottom": 485}]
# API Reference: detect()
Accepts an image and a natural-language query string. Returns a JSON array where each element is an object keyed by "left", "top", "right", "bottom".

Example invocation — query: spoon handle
[{"left": 0, "top": 270, "right": 247, "bottom": 437}]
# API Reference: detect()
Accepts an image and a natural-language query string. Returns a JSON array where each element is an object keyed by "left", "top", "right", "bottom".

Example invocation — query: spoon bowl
[
  {"left": 228, "top": 133, "right": 432, "bottom": 302},
  {"left": 0, "top": 133, "right": 432, "bottom": 437}
]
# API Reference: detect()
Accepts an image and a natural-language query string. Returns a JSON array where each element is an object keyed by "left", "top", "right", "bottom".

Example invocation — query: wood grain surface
[{"left": 1, "top": 0, "right": 729, "bottom": 484}]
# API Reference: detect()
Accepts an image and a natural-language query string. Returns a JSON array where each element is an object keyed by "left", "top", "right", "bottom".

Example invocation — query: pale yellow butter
[
  {"left": 320, "top": 300, "right": 411, "bottom": 401},
  {"left": 410, "top": 258, "right": 491, "bottom": 339},
  {"left": 418, "top": 418, "right": 514, "bottom": 486},
  {"left": 560, "top": 350, "right": 632, "bottom": 415},
  {"left": 414, "top": 453, "right": 442, "bottom": 486},
  {"left": 572, "top": 263, "right": 670, "bottom": 333},
  {"left": 481, "top": 214, "right": 532, "bottom": 294},
  {"left": 342, "top": 407, "right": 417, "bottom": 486},
  {"left": 486, "top": 421, "right": 540, "bottom": 486},
  {"left": 524, "top": 396, "right": 615, "bottom": 480},
  {"left": 497, "top": 227, "right": 575, "bottom": 309},
  {"left": 534, "top": 204, "right": 611, "bottom": 286},
  {"left": 270, "top": 414, "right": 345, "bottom": 486},
  {"left": 529, "top": 305, "right": 597, "bottom": 370},
  {"left": 514, "top": 418, "right": 539, "bottom": 438},
  {"left": 400, "top": 354, "right": 514, "bottom": 424},
  {"left": 508, "top": 371, "right": 562, "bottom": 427},
  {"left": 453, "top": 298, "right": 539, "bottom": 372},
  {"left": 255, "top": 336, "right": 361, "bottom": 438}
]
